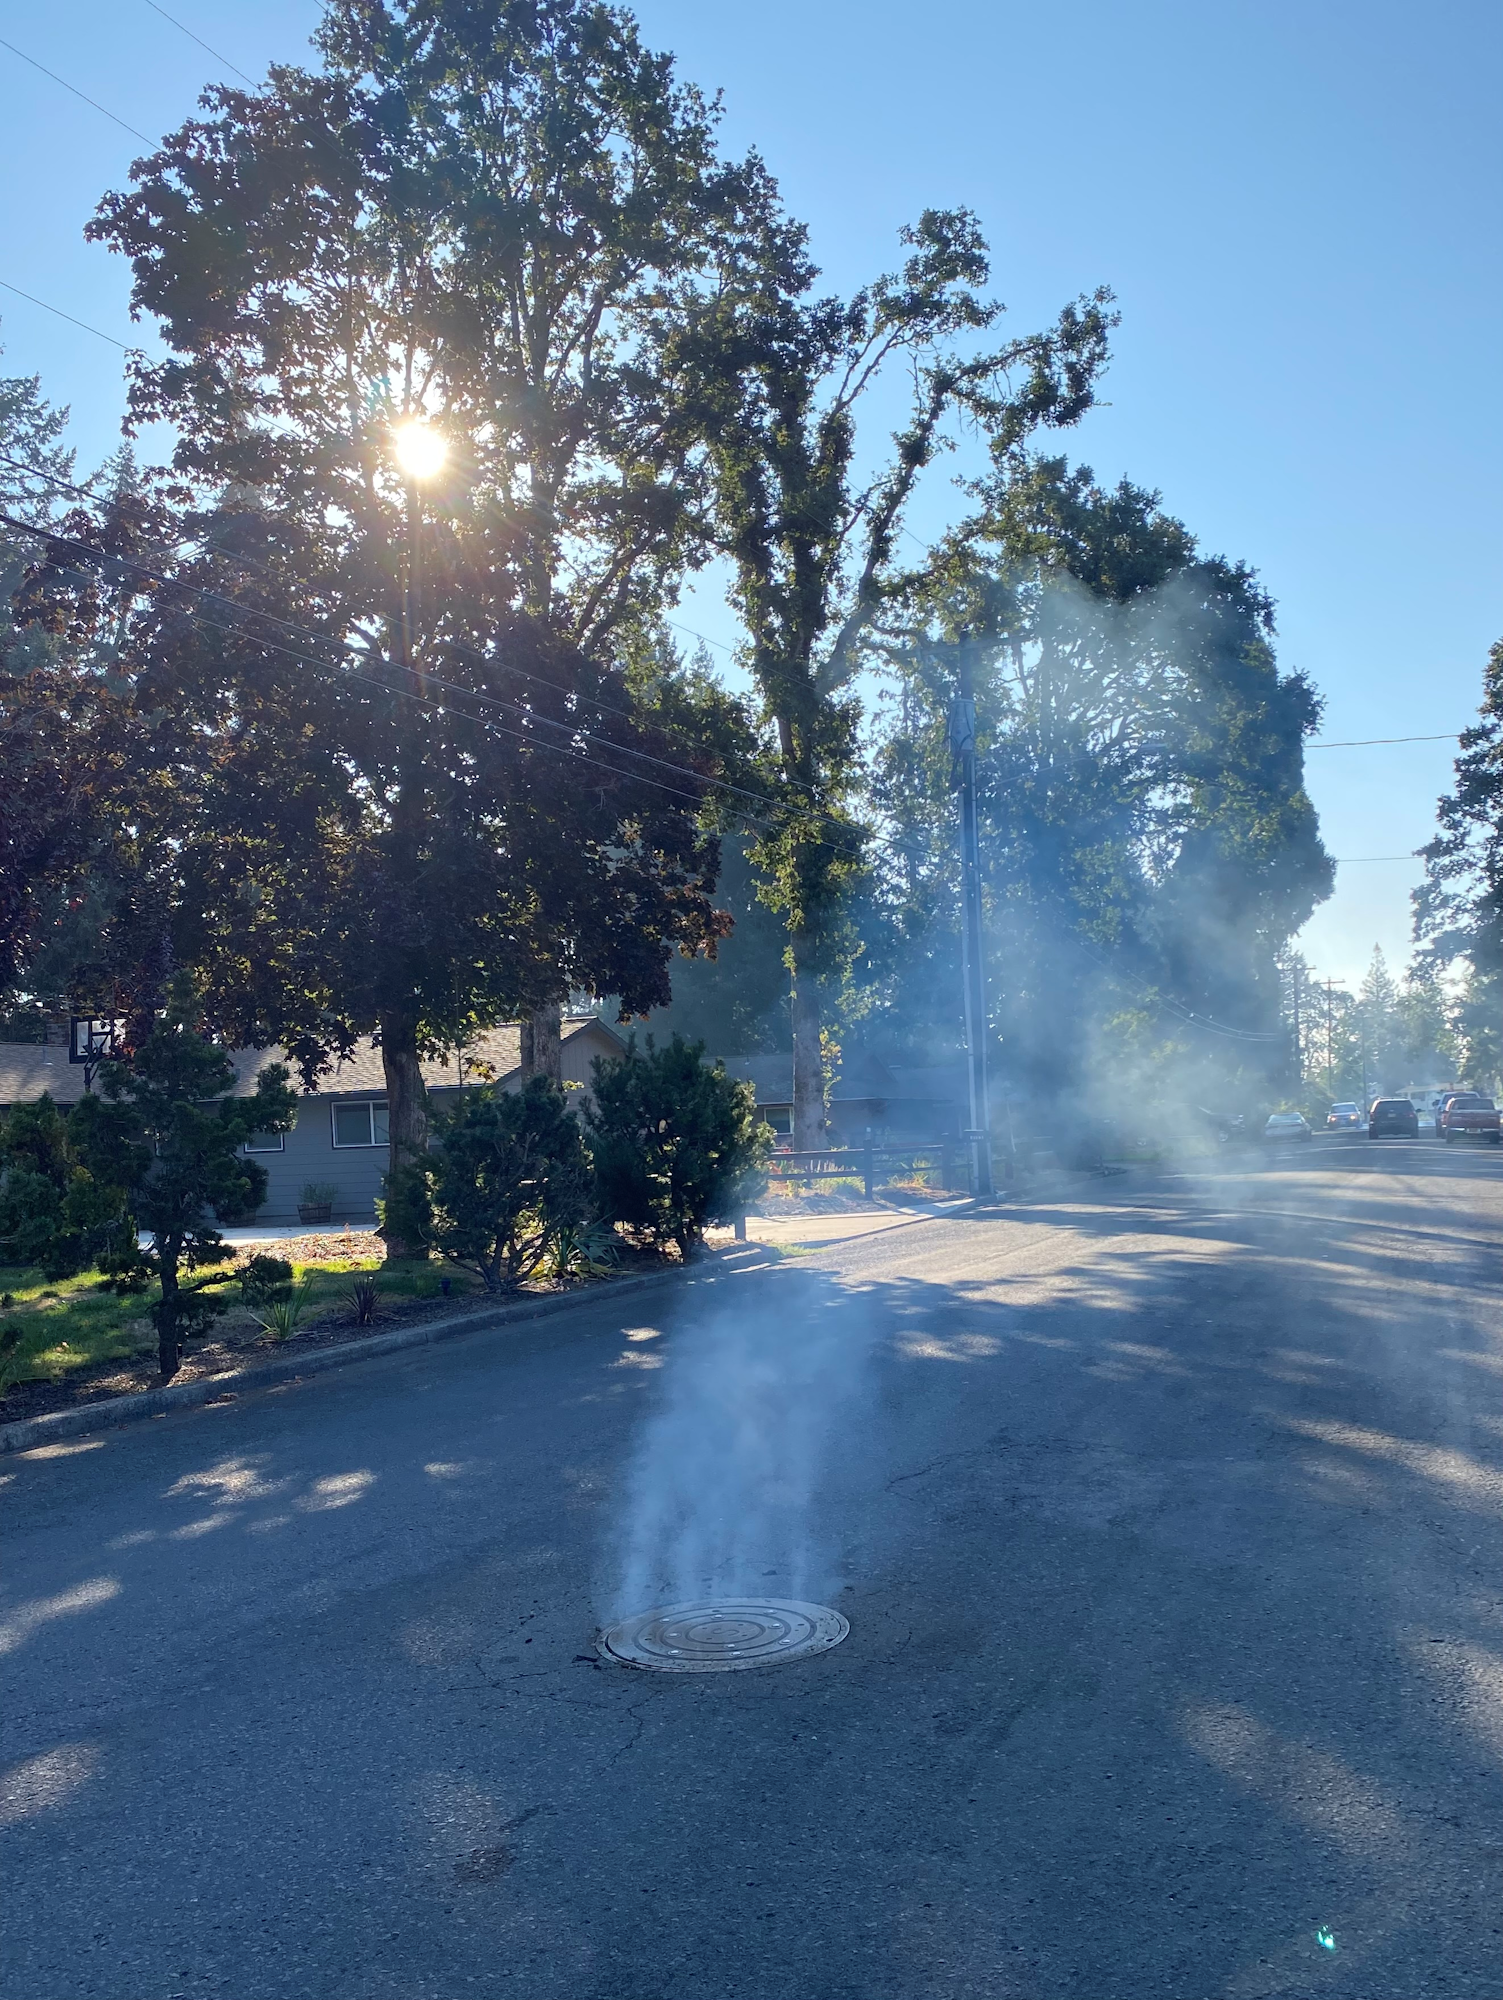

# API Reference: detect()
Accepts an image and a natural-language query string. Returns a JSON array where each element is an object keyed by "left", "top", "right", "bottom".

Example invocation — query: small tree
[
  {"left": 586, "top": 1035, "right": 770, "bottom": 1256},
  {"left": 73, "top": 980, "right": 298, "bottom": 1379},
  {"left": 425, "top": 1078, "right": 592, "bottom": 1292},
  {"left": 0, "top": 1095, "right": 132, "bottom": 1281}
]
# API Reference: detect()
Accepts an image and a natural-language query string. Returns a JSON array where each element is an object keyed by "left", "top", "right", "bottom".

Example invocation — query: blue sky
[{"left": 1, "top": 0, "right": 1498, "bottom": 990}]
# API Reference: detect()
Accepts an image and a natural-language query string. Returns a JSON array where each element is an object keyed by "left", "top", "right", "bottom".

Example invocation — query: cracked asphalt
[{"left": 4, "top": 1137, "right": 1502, "bottom": 1998}]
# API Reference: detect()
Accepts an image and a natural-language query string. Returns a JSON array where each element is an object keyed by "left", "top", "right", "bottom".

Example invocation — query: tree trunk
[
  {"left": 157, "top": 1259, "right": 180, "bottom": 1383},
  {"left": 381, "top": 1016, "right": 430, "bottom": 1261},
  {"left": 519, "top": 1001, "right": 563, "bottom": 1084},
  {"left": 790, "top": 946, "right": 826, "bottom": 1153}
]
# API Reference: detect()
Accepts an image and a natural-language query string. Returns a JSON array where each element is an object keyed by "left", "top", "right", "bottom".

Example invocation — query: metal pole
[{"left": 949, "top": 655, "right": 994, "bottom": 1199}]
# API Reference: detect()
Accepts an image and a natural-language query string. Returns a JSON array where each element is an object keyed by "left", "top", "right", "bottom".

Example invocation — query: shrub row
[{"left": 391, "top": 1034, "right": 770, "bottom": 1292}]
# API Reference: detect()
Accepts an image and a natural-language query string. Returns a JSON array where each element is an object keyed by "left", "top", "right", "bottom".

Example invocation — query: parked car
[
  {"left": 1438, "top": 1092, "right": 1501, "bottom": 1144},
  {"left": 1368, "top": 1097, "right": 1419, "bottom": 1139},
  {"left": 1263, "top": 1111, "right": 1312, "bottom": 1142},
  {"left": 1326, "top": 1102, "right": 1362, "bottom": 1131}
]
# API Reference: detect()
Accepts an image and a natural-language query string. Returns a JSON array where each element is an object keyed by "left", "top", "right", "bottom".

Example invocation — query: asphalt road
[{"left": 5, "top": 1136, "right": 1501, "bottom": 1999}]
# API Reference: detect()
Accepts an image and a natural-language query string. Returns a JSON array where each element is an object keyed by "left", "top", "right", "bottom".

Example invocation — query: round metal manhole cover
[{"left": 597, "top": 1598, "right": 849, "bottom": 1673}]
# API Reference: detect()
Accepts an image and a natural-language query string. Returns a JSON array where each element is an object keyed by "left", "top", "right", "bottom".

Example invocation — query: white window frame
[
  {"left": 330, "top": 1100, "right": 389, "bottom": 1148},
  {"left": 243, "top": 1131, "right": 286, "bottom": 1154}
]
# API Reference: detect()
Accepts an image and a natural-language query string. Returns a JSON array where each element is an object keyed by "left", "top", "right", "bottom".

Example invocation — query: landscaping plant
[
  {"left": 549, "top": 1221, "right": 620, "bottom": 1283},
  {"left": 585, "top": 1035, "right": 770, "bottom": 1256},
  {"left": 347, "top": 1275, "right": 380, "bottom": 1326},
  {"left": 254, "top": 1276, "right": 313, "bottom": 1343},
  {"left": 0, "top": 1095, "right": 133, "bottom": 1281},
  {"left": 424, "top": 1077, "right": 592, "bottom": 1292},
  {"left": 239, "top": 1255, "right": 295, "bottom": 1307},
  {"left": 72, "top": 978, "right": 298, "bottom": 1379}
]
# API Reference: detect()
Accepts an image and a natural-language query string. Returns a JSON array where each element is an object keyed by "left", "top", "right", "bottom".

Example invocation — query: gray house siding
[
  {"left": 245, "top": 1093, "right": 393, "bottom": 1226},
  {"left": 235, "top": 1018, "right": 626, "bottom": 1225}
]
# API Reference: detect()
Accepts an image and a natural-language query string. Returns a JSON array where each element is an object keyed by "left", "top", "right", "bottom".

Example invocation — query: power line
[
  {"left": 1333, "top": 855, "right": 1421, "bottom": 864},
  {"left": 665, "top": 617, "right": 734, "bottom": 656},
  {"left": 1, "top": 507, "right": 866, "bottom": 856},
  {"left": 0, "top": 35, "right": 152, "bottom": 143},
  {"left": 0, "top": 452, "right": 857, "bottom": 838},
  {"left": 0, "top": 280, "right": 136, "bottom": 351},
  {"left": 1027, "top": 882, "right": 1283, "bottom": 1042},
  {"left": 140, "top": 0, "right": 256, "bottom": 86},
  {"left": 6, "top": 508, "right": 834, "bottom": 833},
  {"left": 1309, "top": 732, "right": 1461, "bottom": 749},
  {"left": 30, "top": 542, "right": 728, "bottom": 813}
]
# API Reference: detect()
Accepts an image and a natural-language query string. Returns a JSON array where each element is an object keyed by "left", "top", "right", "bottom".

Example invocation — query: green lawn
[{"left": 0, "top": 1251, "right": 485, "bottom": 1392}]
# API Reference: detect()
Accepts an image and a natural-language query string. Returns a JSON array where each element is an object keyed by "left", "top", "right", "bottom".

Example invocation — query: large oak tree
[{"left": 84, "top": 0, "right": 779, "bottom": 1246}]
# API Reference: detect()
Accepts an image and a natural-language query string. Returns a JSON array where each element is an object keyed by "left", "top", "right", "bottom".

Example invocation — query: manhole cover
[{"left": 597, "top": 1598, "right": 849, "bottom": 1673}]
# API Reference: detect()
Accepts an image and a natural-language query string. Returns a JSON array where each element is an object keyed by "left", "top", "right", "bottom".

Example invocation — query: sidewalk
[{"left": 707, "top": 1194, "right": 975, "bottom": 1250}]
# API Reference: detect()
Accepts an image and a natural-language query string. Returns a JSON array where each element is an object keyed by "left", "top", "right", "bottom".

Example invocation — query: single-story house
[{"left": 0, "top": 1014, "right": 626, "bottom": 1227}]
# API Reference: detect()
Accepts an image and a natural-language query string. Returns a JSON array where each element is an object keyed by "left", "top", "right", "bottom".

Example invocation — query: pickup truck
[{"left": 1439, "top": 1093, "right": 1502, "bottom": 1144}]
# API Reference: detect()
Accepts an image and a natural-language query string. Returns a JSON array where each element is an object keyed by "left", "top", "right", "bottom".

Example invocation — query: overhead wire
[
  {"left": 1309, "top": 732, "right": 1462, "bottom": 749},
  {"left": 140, "top": 0, "right": 256, "bottom": 86},
  {"left": 0, "top": 35, "right": 153, "bottom": 142},
  {"left": 0, "top": 506, "right": 867, "bottom": 856},
  {"left": 27, "top": 541, "right": 736, "bottom": 815},
  {"left": 0, "top": 451, "right": 858, "bottom": 837},
  {"left": 0, "top": 280, "right": 137, "bottom": 351}
]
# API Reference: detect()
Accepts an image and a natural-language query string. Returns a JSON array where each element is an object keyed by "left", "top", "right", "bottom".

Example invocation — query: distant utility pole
[
  {"left": 1325, "top": 979, "right": 1335, "bottom": 1081},
  {"left": 1291, "top": 959, "right": 1303, "bottom": 1082},
  {"left": 948, "top": 654, "right": 994, "bottom": 1199}
]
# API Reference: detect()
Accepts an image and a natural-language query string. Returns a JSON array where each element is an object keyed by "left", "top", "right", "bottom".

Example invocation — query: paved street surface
[{"left": 5, "top": 1137, "right": 1501, "bottom": 1998}]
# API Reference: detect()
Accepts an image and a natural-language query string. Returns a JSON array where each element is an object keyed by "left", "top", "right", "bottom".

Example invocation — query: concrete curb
[{"left": 0, "top": 1265, "right": 691, "bottom": 1457}]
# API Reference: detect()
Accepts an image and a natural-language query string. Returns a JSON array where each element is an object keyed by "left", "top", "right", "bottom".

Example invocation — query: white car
[{"left": 1263, "top": 1111, "right": 1312, "bottom": 1142}]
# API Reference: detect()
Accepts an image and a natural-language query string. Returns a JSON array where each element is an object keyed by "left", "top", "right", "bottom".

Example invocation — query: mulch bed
[{"left": 1, "top": 1239, "right": 672, "bottom": 1427}]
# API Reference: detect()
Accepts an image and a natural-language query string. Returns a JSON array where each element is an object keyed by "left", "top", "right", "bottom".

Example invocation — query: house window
[
  {"left": 243, "top": 1131, "right": 285, "bottom": 1153},
  {"left": 331, "top": 1101, "right": 389, "bottom": 1147},
  {"left": 762, "top": 1107, "right": 792, "bottom": 1136}
]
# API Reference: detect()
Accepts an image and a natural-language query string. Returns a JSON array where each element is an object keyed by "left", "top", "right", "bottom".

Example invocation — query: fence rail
[{"left": 762, "top": 1140, "right": 965, "bottom": 1201}]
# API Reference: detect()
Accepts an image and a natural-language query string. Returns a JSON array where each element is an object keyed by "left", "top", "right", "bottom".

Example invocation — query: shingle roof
[
  {"left": 0, "top": 1043, "right": 93, "bottom": 1108},
  {"left": 0, "top": 1016, "right": 624, "bottom": 1109}
]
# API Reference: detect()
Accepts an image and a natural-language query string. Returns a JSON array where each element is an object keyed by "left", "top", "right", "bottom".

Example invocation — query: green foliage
[
  {"left": 585, "top": 1035, "right": 770, "bottom": 1254},
  {"left": 239, "top": 1254, "right": 294, "bottom": 1307},
  {"left": 863, "top": 460, "right": 1332, "bottom": 1114},
  {"left": 376, "top": 1161, "right": 433, "bottom": 1261},
  {"left": 69, "top": 0, "right": 769, "bottom": 1089},
  {"left": 425, "top": 1077, "right": 592, "bottom": 1291},
  {"left": 254, "top": 1277, "right": 313, "bottom": 1343},
  {"left": 1413, "top": 635, "right": 1503, "bottom": 1089},
  {"left": 549, "top": 1220, "right": 621, "bottom": 1282},
  {"left": 300, "top": 1183, "right": 338, "bottom": 1208},
  {"left": 641, "top": 832, "right": 792, "bottom": 1055},
  {"left": 70, "top": 977, "right": 299, "bottom": 1378},
  {"left": 0, "top": 1095, "right": 132, "bottom": 1281},
  {"left": 687, "top": 200, "right": 1114, "bottom": 1140}
]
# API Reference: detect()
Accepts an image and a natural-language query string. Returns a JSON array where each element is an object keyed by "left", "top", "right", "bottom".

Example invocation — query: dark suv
[{"left": 1369, "top": 1098, "right": 1419, "bottom": 1139}]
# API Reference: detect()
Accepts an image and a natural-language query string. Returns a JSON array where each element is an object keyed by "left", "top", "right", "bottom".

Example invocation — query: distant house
[
  {"left": 719, "top": 1049, "right": 967, "bottom": 1147},
  {"left": 0, "top": 1015, "right": 626, "bottom": 1227}
]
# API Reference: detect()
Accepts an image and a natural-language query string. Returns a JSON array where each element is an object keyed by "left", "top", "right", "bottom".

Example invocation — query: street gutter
[
  {"left": 0, "top": 1263, "right": 693, "bottom": 1457},
  {"left": 1, "top": 1197, "right": 984, "bottom": 1458}
]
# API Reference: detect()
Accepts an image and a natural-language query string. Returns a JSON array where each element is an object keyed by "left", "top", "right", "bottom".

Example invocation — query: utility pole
[
  {"left": 1325, "top": 979, "right": 1335, "bottom": 1083},
  {"left": 949, "top": 654, "right": 994, "bottom": 1199},
  {"left": 1291, "top": 959, "right": 1302, "bottom": 1085}
]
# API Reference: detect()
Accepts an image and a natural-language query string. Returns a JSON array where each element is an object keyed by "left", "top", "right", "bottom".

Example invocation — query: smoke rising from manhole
[{"left": 606, "top": 1282, "right": 877, "bottom": 1617}]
